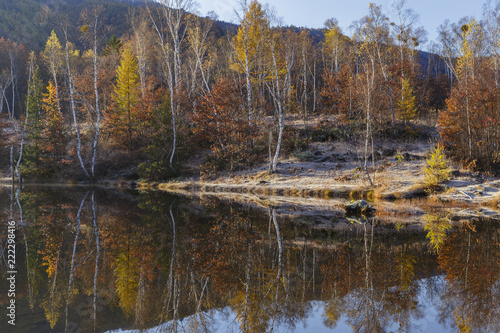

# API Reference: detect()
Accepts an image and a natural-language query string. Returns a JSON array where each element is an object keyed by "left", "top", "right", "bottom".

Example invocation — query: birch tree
[
  {"left": 233, "top": 0, "right": 269, "bottom": 128},
  {"left": 267, "top": 29, "right": 294, "bottom": 173},
  {"left": 129, "top": 10, "right": 154, "bottom": 98},
  {"left": 7, "top": 44, "right": 18, "bottom": 119},
  {"left": 81, "top": 6, "right": 104, "bottom": 178},
  {"left": 186, "top": 13, "right": 214, "bottom": 94},
  {"left": 353, "top": 14, "right": 380, "bottom": 187},
  {"left": 358, "top": 3, "right": 396, "bottom": 127},
  {"left": 323, "top": 18, "right": 346, "bottom": 74},
  {"left": 149, "top": 0, "right": 196, "bottom": 168},
  {"left": 60, "top": 20, "right": 90, "bottom": 178},
  {"left": 483, "top": 0, "right": 500, "bottom": 86},
  {"left": 16, "top": 51, "right": 35, "bottom": 181}
]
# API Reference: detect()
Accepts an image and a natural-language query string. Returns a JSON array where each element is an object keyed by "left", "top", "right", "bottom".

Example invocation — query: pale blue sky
[{"left": 195, "top": 0, "right": 486, "bottom": 48}]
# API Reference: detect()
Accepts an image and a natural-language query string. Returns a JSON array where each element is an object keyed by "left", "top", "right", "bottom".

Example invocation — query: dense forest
[{"left": 0, "top": 0, "right": 499, "bottom": 182}]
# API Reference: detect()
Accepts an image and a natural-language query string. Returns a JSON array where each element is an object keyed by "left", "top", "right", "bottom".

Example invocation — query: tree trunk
[
  {"left": 62, "top": 27, "right": 90, "bottom": 178},
  {"left": 65, "top": 191, "right": 88, "bottom": 333},
  {"left": 9, "top": 51, "right": 16, "bottom": 119},
  {"left": 91, "top": 19, "right": 101, "bottom": 179},
  {"left": 91, "top": 191, "right": 100, "bottom": 331},
  {"left": 16, "top": 54, "right": 34, "bottom": 182},
  {"left": 364, "top": 59, "right": 374, "bottom": 187}
]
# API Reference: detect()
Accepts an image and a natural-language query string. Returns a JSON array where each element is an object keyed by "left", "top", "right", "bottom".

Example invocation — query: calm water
[{"left": 0, "top": 186, "right": 499, "bottom": 333}]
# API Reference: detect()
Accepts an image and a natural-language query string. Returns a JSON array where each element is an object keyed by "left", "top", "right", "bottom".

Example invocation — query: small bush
[
  {"left": 139, "top": 161, "right": 180, "bottom": 181},
  {"left": 309, "top": 123, "right": 341, "bottom": 142},
  {"left": 282, "top": 126, "right": 309, "bottom": 153},
  {"left": 424, "top": 145, "right": 451, "bottom": 188},
  {"left": 202, "top": 143, "right": 260, "bottom": 173},
  {"left": 293, "top": 151, "right": 316, "bottom": 161}
]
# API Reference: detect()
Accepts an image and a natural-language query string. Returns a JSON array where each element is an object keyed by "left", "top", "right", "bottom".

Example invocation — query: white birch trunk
[
  {"left": 65, "top": 191, "right": 88, "bottom": 333},
  {"left": 62, "top": 26, "right": 90, "bottom": 178},
  {"left": 91, "top": 16, "right": 101, "bottom": 178},
  {"left": 16, "top": 53, "right": 35, "bottom": 182}
]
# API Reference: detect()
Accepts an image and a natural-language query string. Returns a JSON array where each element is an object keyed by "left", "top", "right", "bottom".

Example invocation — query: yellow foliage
[
  {"left": 424, "top": 214, "right": 452, "bottom": 252},
  {"left": 42, "top": 30, "right": 63, "bottom": 68},
  {"left": 398, "top": 78, "right": 418, "bottom": 121},
  {"left": 424, "top": 145, "right": 451, "bottom": 188},
  {"left": 232, "top": 0, "right": 269, "bottom": 74},
  {"left": 113, "top": 251, "right": 140, "bottom": 316}
]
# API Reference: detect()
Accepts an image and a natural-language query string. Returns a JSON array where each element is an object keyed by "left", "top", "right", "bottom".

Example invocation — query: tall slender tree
[{"left": 42, "top": 31, "right": 63, "bottom": 115}]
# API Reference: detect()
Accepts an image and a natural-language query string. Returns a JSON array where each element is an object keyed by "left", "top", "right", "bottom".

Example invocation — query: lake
[{"left": 1, "top": 186, "right": 499, "bottom": 332}]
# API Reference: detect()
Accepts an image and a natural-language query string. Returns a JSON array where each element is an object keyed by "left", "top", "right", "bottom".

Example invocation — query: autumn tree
[
  {"left": 354, "top": 3, "right": 396, "bottom": 127},
  {"left": 40, "top": 81, "right": 68, "bottom": 176},
  {"left": 42, "top": 31, "right": 63, "bottom": 114},
  {"left": 21, "top": 69, "right": 45, "bottom": 177},
  {"left": 80, "top": 6, "right": 105, "bottom": 178},
  {"left": 323, "top": 18, "right": 348, "bottom": 74},
  {"left": 149, "top": 0, "right": 196, "bottom": 169},
  {"left": 321, "top": 63, "right": 361, "bottom": 123},
  {"left": 139, "top": 87, "right": 178, "bottom": 180},
  {"left": 398, "top": 77, "right": 417, "bottom": 121},
  {"left": 439, "top": 20, "right": 500, "bottom": 171},
  {"left": 390, "top": 0, "right": 426, "bottom": 122},
  {"left": 107, "top": 44, "right": 141, "bottom": 147},
  {"left": 233, "top": 0, "right": 270, "bottom": 127},
  {"left": 193, "top": 78, "right": 253, "bottom": 171},
  {"left": 266, "top": 28, "right": 295, "bottom": 173}
]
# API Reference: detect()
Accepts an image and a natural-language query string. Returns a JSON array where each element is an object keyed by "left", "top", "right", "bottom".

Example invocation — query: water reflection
[{"left": 0, "top": 186, "right": 499, "bottom": 332}]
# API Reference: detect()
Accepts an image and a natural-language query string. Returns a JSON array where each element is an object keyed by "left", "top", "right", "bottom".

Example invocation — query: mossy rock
[{"left": 345, "top": 200, "right": 376, "bottom": 216}]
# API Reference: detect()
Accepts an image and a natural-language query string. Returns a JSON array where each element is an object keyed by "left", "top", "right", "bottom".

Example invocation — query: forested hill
[
  {"left": 0, "top": 0, "right": 47, "bottom": 50},
  {"left": 0, "top": 0, "right": 327, "bottom": 52},
  {"left": 0, "top": 0, "right": 149, "bottom": 50}
]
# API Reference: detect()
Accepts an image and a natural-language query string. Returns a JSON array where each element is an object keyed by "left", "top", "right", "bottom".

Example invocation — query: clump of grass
[
  {"left": 485, "top": 196, "right": 500, "bottom": 209},
  {"left": 402, "top": 197, "right": 472, "bottom": 211},
  {"left": 293, "top": 151, "right": 316, "bottom": 161},
  {"left": 349, "top": 190, "right": 361, "bottom": 200},
  {"left": 372, "top": 185, "right": 388, "bottom": 199}
]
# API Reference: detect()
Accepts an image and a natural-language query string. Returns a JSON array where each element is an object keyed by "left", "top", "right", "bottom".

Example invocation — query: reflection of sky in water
[{"left": 108, "top": 277, "right": 454, "bottom": 333}]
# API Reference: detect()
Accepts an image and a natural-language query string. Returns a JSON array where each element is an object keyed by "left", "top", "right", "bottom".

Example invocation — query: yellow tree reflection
[{"left": 424, "top": 214, "right": 452, "bottom": 252}]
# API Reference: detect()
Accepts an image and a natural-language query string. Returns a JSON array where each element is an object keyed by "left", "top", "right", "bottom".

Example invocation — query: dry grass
[
  {"left": 399, "top": 197, "right": 473, "bottom": 211},
  {"left": 484, "top": 195, "right": 500, "bottom": 209}
]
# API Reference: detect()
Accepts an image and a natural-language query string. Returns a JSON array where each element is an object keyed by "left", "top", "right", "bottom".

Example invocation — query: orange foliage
[
  {"left": 193, "top": 78, "right": 257, "bottom": 171},
  {"left": 439, "top": 74, "right": 500, "bottom": 171}
]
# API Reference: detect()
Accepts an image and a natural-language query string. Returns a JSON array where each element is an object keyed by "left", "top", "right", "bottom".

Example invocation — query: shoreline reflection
[{"left": 0, "top": 187, "right": 498, "bottom": 332}]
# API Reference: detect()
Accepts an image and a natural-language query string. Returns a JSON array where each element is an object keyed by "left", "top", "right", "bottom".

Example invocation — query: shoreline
[{"left": 2, "top": 173, "right": 500, "bottom": 223}]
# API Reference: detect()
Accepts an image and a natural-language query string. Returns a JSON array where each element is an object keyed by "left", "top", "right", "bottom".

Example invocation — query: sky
[{"left": 193, "top": 0, "right": 488, "bottom": 49}]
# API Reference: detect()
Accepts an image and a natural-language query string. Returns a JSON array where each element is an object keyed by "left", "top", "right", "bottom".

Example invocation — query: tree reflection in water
[{"left": 0, "top": 187, "right": 499, "bottom": 332}]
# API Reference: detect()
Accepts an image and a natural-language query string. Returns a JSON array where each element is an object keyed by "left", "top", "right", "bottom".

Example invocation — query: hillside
[
  {"left": 0, "top": 0, "right": 243, "bottom": 51},
  {"left": 0, "top": 0, "right": 48, "bottom": 50},
  {"left": 0, "top": 0, "right": 145, "bottom": 49}
]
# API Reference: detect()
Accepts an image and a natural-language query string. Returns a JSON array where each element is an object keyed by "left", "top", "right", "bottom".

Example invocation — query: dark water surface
[{"left": 0, "top": 186, "right": 499, "bottom": 332}]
